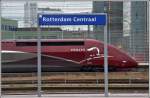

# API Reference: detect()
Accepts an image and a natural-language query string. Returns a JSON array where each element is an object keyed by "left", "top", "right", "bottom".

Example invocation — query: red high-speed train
[{"left": 2, "top": 39, "right": 138, "bottom": 72}]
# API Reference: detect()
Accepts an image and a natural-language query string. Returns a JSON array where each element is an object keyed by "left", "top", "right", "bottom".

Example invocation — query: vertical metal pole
[
  {"left": 148, "top": 0, "right": 150, "bottom": 97},
  {"left": 0, "top": 0, "right": 1, "bottom": 97},
  {"left": 88, "top": 25, "right": 90, "bottom": 38},
  {"left": 104, "top": 14, "right": 108, "bottom": 97},
  {"left": 62, "top": 31, "right": 63, "bottom": 39},
  {"left": 108, "top": 0, "right": 111, "bottom": 44},
  {"left": 37, "top": 14, "right": 41, "bottom": 97}
]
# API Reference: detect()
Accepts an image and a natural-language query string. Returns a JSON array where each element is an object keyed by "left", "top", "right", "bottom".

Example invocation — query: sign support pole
[
  {"left": 0, "top": 0, "right": 1, "bottom": 97},
  {"left": 148, "top": 0, "right": 150, "bottom": 97},
  {"left": 104, "top": 14, "right": 108, "bottom": 97},
  {"left": 37, "top": 14, "right": 42, "bottom": 97},
  {"left": 0, "top": 0, "right": 2, "bottom": 98}
]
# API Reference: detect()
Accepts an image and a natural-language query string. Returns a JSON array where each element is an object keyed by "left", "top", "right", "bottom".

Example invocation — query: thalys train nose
[
  {"left": 121, "top": 57, "right": 138, "bottom": 68},
  {"left": 129, "top": 57, "right": 138, "bottom": 67}
]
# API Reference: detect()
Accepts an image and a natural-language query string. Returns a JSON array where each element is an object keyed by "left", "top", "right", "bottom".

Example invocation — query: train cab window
[{"left": 16, "top": 41, "right": 84, "bottom": 46}]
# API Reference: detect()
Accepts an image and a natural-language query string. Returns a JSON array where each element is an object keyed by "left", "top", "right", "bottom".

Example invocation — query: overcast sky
[
  {"left": 1, "top": 1, "right": 92, "bottom": 28},
  {"left": 2, "top": 1, "right": 92, "bottom": 20}
]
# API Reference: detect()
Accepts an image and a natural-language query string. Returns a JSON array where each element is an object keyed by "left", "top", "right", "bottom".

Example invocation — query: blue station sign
[{"left": 39, "top": 14, "right": 106, "bottom": 26}]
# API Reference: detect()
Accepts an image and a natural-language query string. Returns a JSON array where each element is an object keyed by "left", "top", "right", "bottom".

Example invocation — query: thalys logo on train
[
  {"left": 70, "top": 47, "right": 100, "bottom": 56},
  {"left": 87, "top": 47, "right": 100, "bottom": 56}
]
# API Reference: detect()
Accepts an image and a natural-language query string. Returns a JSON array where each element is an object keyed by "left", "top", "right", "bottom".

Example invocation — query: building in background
[
  {"left": 38, "top": 8, "right": 62, "bottom": 14},
  {"left": 24, "top": 2, "right": 38, "bottom": 27},
  {"left": 92, "top": 1, "right": 123, "bottom": 47},
  {"left": 24, "top": 2, "right": 63, "bottom": 28},
  {"left": 92, "top": 1, "right": 148, "bottom": 63},
  {"left": 123, "top": 1, "right": 131, "bottom": 37},
  {"left": 129, "top": 1, "right": 148, "bottom": 62},
  {"left": 122, "top": 1, "right": 148, "bottom": 62},
  {"left": 1, "top": 18, "right": 85, "bottom": 40},
  {"left": 1, "top": 18, "right": 18, "bottom": 39}
]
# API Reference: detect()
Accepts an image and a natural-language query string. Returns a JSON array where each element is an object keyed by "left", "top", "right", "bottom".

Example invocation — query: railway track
[
  {"left": 2, "top": 71, "right": 148, "bottom": 81},
  {"left": 2, "top": 71, "right": 148, "bottom": 86},
  {"left": 1, "top": 71, "right": 148, "bottom": 94}
]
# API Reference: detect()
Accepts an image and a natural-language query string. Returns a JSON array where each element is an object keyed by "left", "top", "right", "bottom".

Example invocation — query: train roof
[{"left": 2, "top": 39, "right": 100, "bottom": 42}]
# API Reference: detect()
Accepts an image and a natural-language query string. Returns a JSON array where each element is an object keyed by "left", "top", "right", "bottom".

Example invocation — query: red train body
[{"left": 2, "top": 39, "right": 138, "bottom": 72}]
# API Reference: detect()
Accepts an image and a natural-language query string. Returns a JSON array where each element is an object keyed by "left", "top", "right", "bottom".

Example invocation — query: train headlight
[{"left": 122, "top": 61, "right": 127, "bottom": 63}]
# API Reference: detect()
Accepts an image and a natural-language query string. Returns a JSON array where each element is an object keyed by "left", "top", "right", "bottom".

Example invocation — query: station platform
[{"left": 1, "top": 94, "right": 149, "bottom": 98}]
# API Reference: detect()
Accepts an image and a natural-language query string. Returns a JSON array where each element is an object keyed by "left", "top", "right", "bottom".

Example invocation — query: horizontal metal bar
[{"left": 1, "top": 0, "right": 149, "bottom": 2}]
